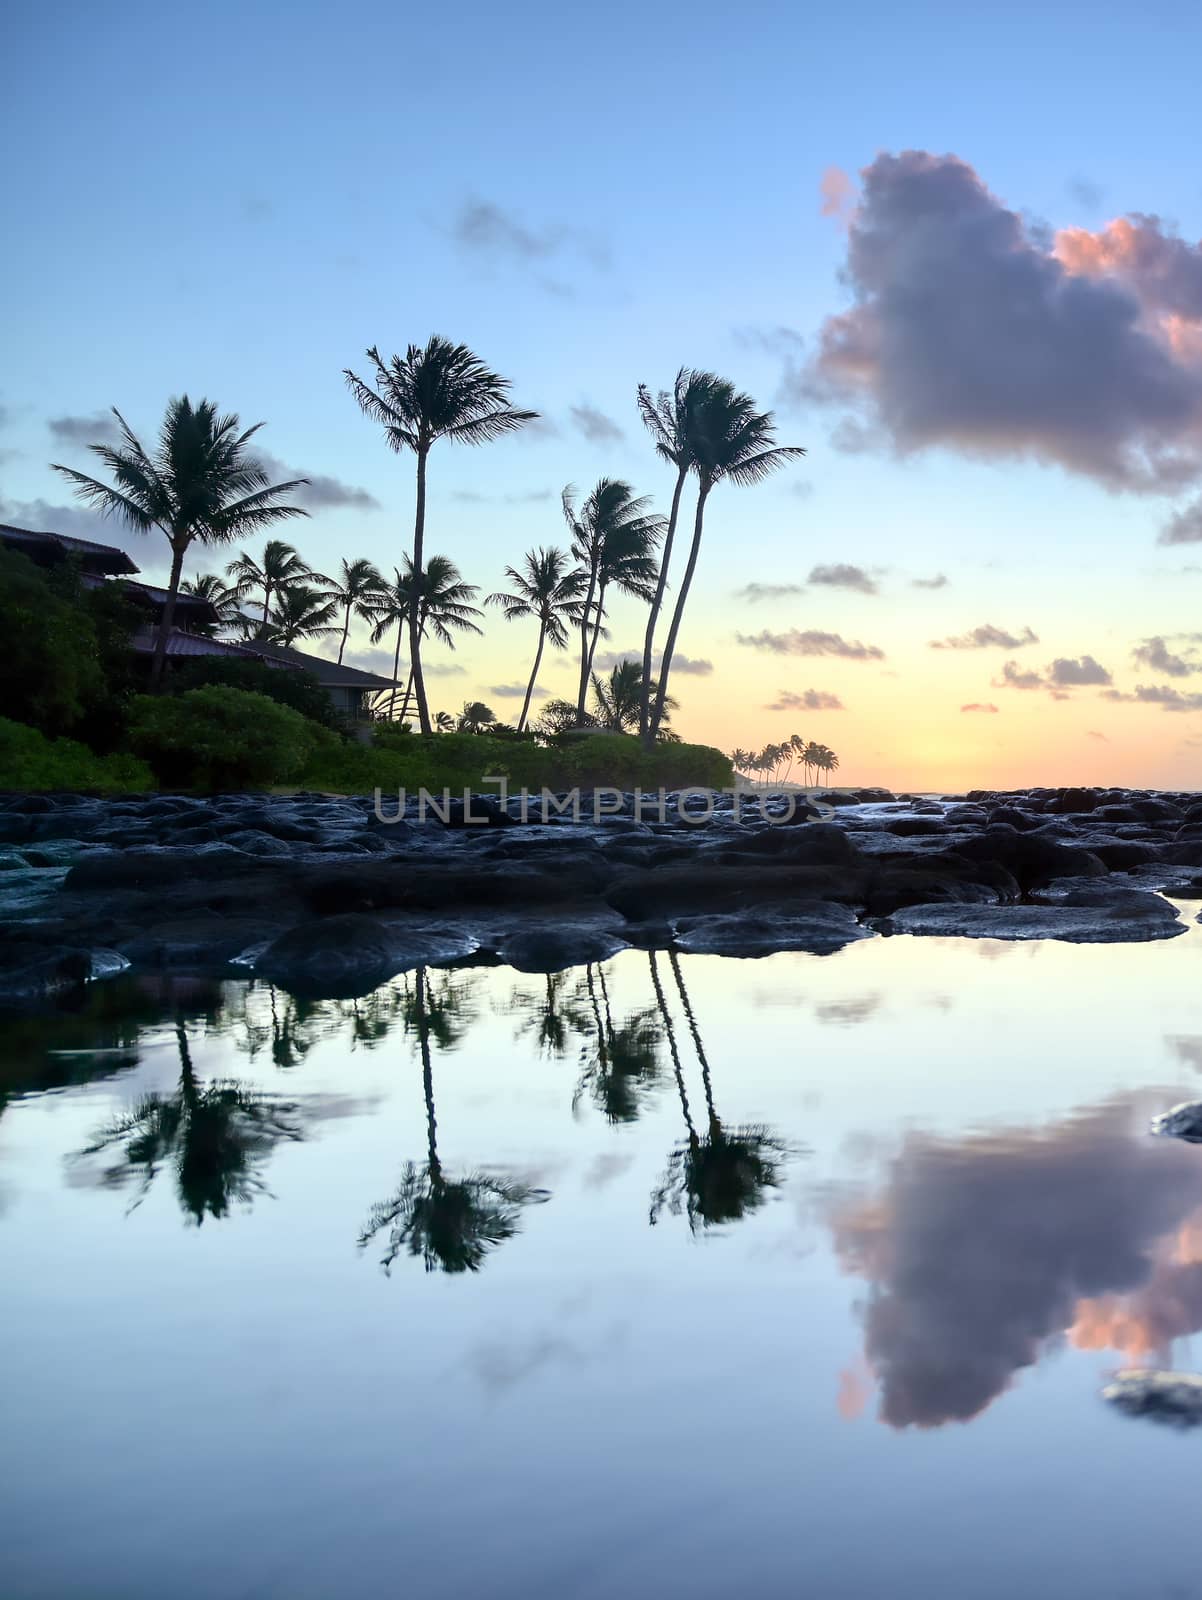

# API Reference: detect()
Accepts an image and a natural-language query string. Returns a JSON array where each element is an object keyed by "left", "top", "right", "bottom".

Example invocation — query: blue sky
[{"left": 5, "top": 0, "right": 1202, "bottom": 787}]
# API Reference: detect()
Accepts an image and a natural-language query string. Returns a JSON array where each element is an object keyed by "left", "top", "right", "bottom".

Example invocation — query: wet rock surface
[{"left": 0, "top": 783, "right": 1198, "bottom": 1004}]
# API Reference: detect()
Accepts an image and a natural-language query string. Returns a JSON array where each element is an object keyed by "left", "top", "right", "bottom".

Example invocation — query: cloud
[
  {"left": 787, "top": 480, "right": 815, "bottom": 500},
  {"left": 341, "top": 647, "right": 403, "bottom": 679},
  {"left": 1161, "top": 499, "right": 1202, "bottom": 544},
  {"left": 736, "top": 628, "right": 885, "bottom": 660},
  {"left": 804, "top": 152, "right": 1202, "bottom": 494},
  {"left": 735, "top": 582, "right": 806, "bottom": 603},
  {"left": 765, "top": 688, "right": 845, "bottom": 712},
  {"left": 994, "top": 660, "right": 1046, "bottom": 691},
  {"left": 912, "top": 573, "right": 949, "bottom": 590},
  {"left": 1102, "top": 683, "right": 1202, "bottom": 712},
  {"left": 47, "top": 411, "right": 121, "bottom": 446},
  {"left": 256, "top": 451, "right": 378, "bottom": 512},
  {"left": 960, "top": 702, "right": 999, "bottom": 713},
  {"left": 820, "top": 166, "right": 854, "bottom": 220},
  {"left": 0, "top": 496, "right": 151, "bottom": 567},
  {"left": 592, "top": 648, "right": 713, "bottom": 676},
  {"left": 829, "top": 1097, "right": 1202, "bottom": 1428},
  {"left": 1168, "top": 1036, "right": 1202, "bottom": 1072},
  {"left": 489, "top": 682, "right": 548, "bottom": 700},
  {"left": 1087, "top": 729, "right": 1109, "bottom": 740},
  {"left": 1067, "top": 176, "right": 1104, "bottom": 211},
  {"left": 423, "top": 662, "right": 468, "bottom": 678},
  {"left": 808, "top": 562, "right": 878, "bottom": 594},
  {"left": 931, "top": 623, "right": 1038, "bottom": 651},
  {"left": 1132, "top": 636, "right": 1202, "bottom": 677},
  {"left": 569, "top": 404, "right": 624, "bottom": 445},
  {"left": 449, "top": 199, "right": 609, "bottom": 274},
  {"left": 1049, "top": 654, "right": 1112, "bottom": 687},
  {"left": 450, "top": 488, "right": 552, "bottom": 505}
]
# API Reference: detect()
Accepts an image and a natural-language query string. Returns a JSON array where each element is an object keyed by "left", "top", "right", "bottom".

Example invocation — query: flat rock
[
  {"left": 674, "top": 902, "right": 870, "bottom": 957},
  {"left": 254, "top": 913, "right": 479, "bottom": 997},
  {"left": 493, "top": 927, "right": 630, "bottom": 972},
  {"left": 875, "top": 889, "right": 1184, "bottom": 943}
]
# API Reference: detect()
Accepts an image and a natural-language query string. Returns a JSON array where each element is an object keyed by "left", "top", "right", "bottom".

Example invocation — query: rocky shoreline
[{"left": 2, "top": 784, "right": 1200, "bottom": 1005}]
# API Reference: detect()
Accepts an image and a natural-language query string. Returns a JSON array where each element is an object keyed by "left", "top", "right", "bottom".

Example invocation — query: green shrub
[
  {"left": 0, "top": 718, "right": 154, "bottom": 793},
  {"left": 168, "top": 655, "right": 345, "bottom": 730},
  {"left": 129, "top": 686, "right": 333, "bottom": 790}
]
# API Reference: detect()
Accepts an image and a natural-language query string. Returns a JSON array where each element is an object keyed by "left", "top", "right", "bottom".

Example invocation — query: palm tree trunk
[
  {"left": 640, "top": 462, "right": 688, "bottom": 747},
  {"left": 409, "top": 445, "right": 432, "bottom": 734},
  {"left": 518, "top": 621, "right": 546, "bottom": 733},
  {"left": 386, "top": 623, "right": 405, "bottom": 718},
  {"left": 337, "top": 600, "right": 352, "bottom": 665},
  {"left": 415, "top": 968, "right": 440, "bottom": 1180},
  {"left": 150, "top": 540, "right": 186, "bottom": 692},
  {"left": 575, "top": 558, "right": 599, "bottom": 726},
  {"left": 650, "top": 482, "right": 711, "bottom": 740},
  {"left": 398, "top": 669, "right": 415, "bottom": 723},
  {"left": 261, "top": 583, "right": 272, "bottom": 631}
]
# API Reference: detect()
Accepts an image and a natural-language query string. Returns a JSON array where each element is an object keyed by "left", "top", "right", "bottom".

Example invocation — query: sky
[{"left": 4, "top": 0, "right": 1202, "bottom": 791}]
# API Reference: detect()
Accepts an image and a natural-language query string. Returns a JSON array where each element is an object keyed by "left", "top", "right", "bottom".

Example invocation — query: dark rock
[
  {"left": 255, "top": 914, "right": 477, "bottom": 997},
  {"left": 954, "top": 828, "right": 1107, "bottom": 889},
  {"left": 1091, "top": 841, "right": 1164, "bottom": 869},
  {"left": 674, "top": 902, "right": 869, "bottom": 957},
  {"left": 605, "top": 863, "right": 864, "bottom": 922},
  {"left": 875, "top": 887, "right": 1183, "bottom": 943},
  {"left": 493, "top": 927, "right": 629, "bottom": 972}
]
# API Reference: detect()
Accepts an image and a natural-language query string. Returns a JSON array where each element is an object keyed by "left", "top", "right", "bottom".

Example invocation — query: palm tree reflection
[
  {"left": 574, "top": 964, "right": 663, "bottom": 1124},
  {"left": 77, "top": 1019, "right": 306, "bottom": 1224},
  {"left": 650, "top": 952, "right": 792, "bottom": 1231},
  {"left": 359, "top": 966, "right": 548, "bottom": 1274}
]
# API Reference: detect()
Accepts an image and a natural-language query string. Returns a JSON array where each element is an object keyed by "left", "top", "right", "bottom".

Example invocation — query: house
[{"left": 2, "top": 523, "right": 397, "bottom": 721}]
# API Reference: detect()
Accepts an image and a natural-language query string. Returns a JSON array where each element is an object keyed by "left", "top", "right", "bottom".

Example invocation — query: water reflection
[
  {"left": 359, "top": 966, "right": 548, "bottom": 1273},
  {"left": 831, "top": 1098, "right": 1202, "bottom": 1427},
  {"left": 650, "top": 951, "right": 794, "bottom": 1231}
]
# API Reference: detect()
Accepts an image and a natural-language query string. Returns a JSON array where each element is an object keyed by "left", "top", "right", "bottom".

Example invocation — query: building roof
[
  {"left": 129, "top": 627, "right": 397, "bottom": 688},
  {"left": 129, "top": 628, "right": 286, "bottom": 661},
  {"left": 81, "top": 572, "right": 220, "bottom": 624},
  {"left": 0, "top": 523, "right": 140, "bottom": 576}
]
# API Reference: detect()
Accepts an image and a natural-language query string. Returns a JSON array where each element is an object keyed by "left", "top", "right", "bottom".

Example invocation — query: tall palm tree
[
  {"left": 266, "top": 583, "right": 340, "bottom": 647},
  {"left": 51, "top": 397, "right": 307, "bottom": 689},
  {"left": 322, "top": 557, "right": 387, "bottom": 664},
  {"left": 344, "top": 338, "right": 537, "bottom": 734},
  {"left": 648, "top": 384, "right": 805, "bottom": 741},
  {"left": 486, "top": 547, "right": 586, "bottom": 732},
  {"left": 561, "top": 479, "right": 663, "bottom": 726},
  {"left": 180, "top": 571, "right": 244, "bottom": 637},
  {"left": 369, "top": 555, "right": 483, "bottom": 721},
  {"left": 635, "top": 369, "right": 726, "bottom": 742},
  {"left": 590, "top": 659, "right": 677, "bottom": 733},
  {"left": 359, "top": 967, "right": 547, "bottom": 1273},
  {"left": 226, "top": 538, "right": 314, "bottom": 633}
]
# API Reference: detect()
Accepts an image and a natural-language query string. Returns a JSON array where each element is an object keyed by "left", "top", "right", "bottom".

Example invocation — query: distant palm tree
[
  {"left": 226, "top": 538, "right": 314, "bottom": 633},
  {"left": 434, "top": 710, "right": 455, "bottom": 732},
  {"left": 649, "top": 383, "right": 805, "bottom": 741},
  {"left": 181, "top": 571, "right": 244, "bottom": 636},
  {"left": 635, "top": 369, "right": 727, "bottom": 742},
  {"left": 590, "top": 659, "right": 676, "bottom": 733},
  {"left": 51, "top": 397, "right": 307, "bottom": 688},
  {"left": 344, "top": 338, "right": 537, "bottom": 734},
  {"left": 369, "top": 555, "right": 482, "bottom": 721},
  {"left": 486, "top": 547, "right": 587, "bottom": 732},
  {"left": 561, "top": 479, "right": 662, "bottom": 726},
  {"left": 322, "top": 557, "right": 387, "bottom": 664},
  {"left": 457, "top": 700, "right": 496, "bottom": 734},
  {"left": 266, "top": 583, "right": 340, "bottom": 647}
]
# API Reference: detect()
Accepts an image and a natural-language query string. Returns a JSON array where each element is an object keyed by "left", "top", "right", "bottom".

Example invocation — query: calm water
[{"left": 3, "top": 915, "right": 1202, "bottom": 1599}]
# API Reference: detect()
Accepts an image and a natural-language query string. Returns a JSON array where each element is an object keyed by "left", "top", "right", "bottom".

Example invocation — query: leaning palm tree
[
  {"left": 648, "top": 384, "right": 805, "bottom": 741},
  {"left": 457, "top": 700, "right": 496, "bottom": 734},
  {"left": 486, "top": 547, "right": 587, "bottom": 732},
  {"left": 369, "top": 555, "right": 483, "bottom": 721},
  {"left": 180, "top": 571, "right": 245, "bottom": 637},
  {"left": 344, "top": 339, "right": 537, "bottom": 734},
  {"left": 265, "top": 583, "right": 340, "bottom": 647},
  {"left": 561, "top": 479, "right": 663, "bottom": 725},
  {"left": 226, "top": 538, "right": 314, "bottom": 634},
  {"left": 359, "top": 967, "right": 547, "bottom": 1273},
  {"left": 434, "top": 710, "right": 455, "bottom": 732},
  {"left": 590, "top": 659, "right": 676, "bottom": 733},
  {"left": 635, "top": 369, "right": 727, "bottom": 742},
  {"left": 51, "top": 397, "right": 308, "bottom": 689},
  {"left": 322, "top": 557, "right": 387, "bottom": 664}
]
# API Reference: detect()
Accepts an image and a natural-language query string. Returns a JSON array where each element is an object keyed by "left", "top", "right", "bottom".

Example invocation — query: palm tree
[
  {"left": 434, "top": 710, "right": 455, "bottom": 732},
  {"left": 574, "top": 964, "right": 663, "bottom": 1124},
  {"left": 344, "top": 338, "right": 536, "bottom": 734},
  {"left": 648, "top": 384, "right": 805, "bottom": 741},
  {"left": 369, "top": 555, "right": 483, "bottom": 721},
  {"left": 486, "top": 547, "right": 587, "bottom": 732},
  {"left": 226, "top": 538, "right": 314, "bottom": 634},
  {"left": 457, "top": 700, "right": 496, "bottom": 734},
  {"left": 265, "top": 583, "right": 340, "bottom": 647},
  {"left": 51, "top": 397, "right": 307, "bottom": 689},
  {"left": 730, "top": 747, "right": 756, "bottom": 780},
  {"left": 561, "top": 479, "right": 663, "bottom": 726},
  {"left": 323, "top": 557, "right": 387, "bottom": 665},
  {"left": 590, "top": 659, "right": 677, "bottom": 733},
  {"left": 180, "top": 571, "right": 244, "bottom": 637},
  {"left": 635, "top": 369, "right": 727, "bottom": 742},
  {"left": 359, "top": 967, "right": 547, "bottom": 1273}
]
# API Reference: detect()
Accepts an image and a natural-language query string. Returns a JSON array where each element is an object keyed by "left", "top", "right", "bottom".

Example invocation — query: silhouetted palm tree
[
  {"left": 648, "top": 952, "right": 791, "bottom": 1230},
  {"left": 649, "top": 384, "right": 805, "bottom": 740},
  {"left": 359, "top": 967, "right": 547, "bottom": 1273},
  {"left": 635, "top": 369, "right": 727, "bottom": 742},
  {"left": 180, "top": 571, "right": 244, "bottom": 636},
  {"left": 561, "top": 479, "right": 662, "bottom": 725},
  {"left": 369, "top": 555, "right": 482, "bottom": 720},
  {"left": 75, "top": 1020, "right": 305, "bottom": 1223},
  {"left": 52, "top": 398, "right": 308, "bottom": 688},
  {"left": 457, "top": 700, "right": 496, "bottom": 734},
  {"left": 344, "top": 338, "right": 536, "bottom": 733},
  {"left": 323, "top": 557, "right": 387, "bottom": 664},
  {"left": 266, "top": 582, "right": 339, "bottom": 647},
  {"left": 574, "top": 963, "right": 663, "bottom": 1124},
  {"left": 226, "top": 538, "right": 314, "bottom": 634},
  {"left": 434, "top": 710, "right": 455, "bottom": 732},
  {"left": 486, "top": 547, "right": 587, "bottom": 731},
  {"left": 590, "top": 659, "right": 677, "bottom": 733}
]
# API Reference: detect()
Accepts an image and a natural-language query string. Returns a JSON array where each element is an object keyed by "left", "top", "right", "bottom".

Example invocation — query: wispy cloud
[
  {"left": 931, "top": 623, "right": 1038, "bottom": 651},
  {"left": 449, "top": 199, "right": 610, "bottom": 283},
  {"left": 1102, "top": 684, "right": 1202, "bottom": 712},
  {"left": 993, "top": 654, "right": 1112, "bottom": 692},
  {"left": 736, "top": 628, "right": 885, "bottom": 661},
  {"left": 808, "top": 563, "right": 878, "bottom": 594},
  {"left": 593, "top": 648, "right": 712, "bottom": 676},
  {"left": 734, "top": 582, "right": 806, "bottom": 603},
  {"left": 1132, "top": 636, "right": 1202, "bottom": 677},
  {"left": 766, "top": 688, "right": 844, "bottom": 711},
  {"left": 912, "top": 573, "right": 949, "bottom": 590},
  {"left": 47, "top": 411, "right": 121, "bottom": 446},
  {"left": 960, "top": 702, "right": 1000, "bottom": 714},
  {"left": 450, "top": 488, "right": 552, "bottom": 505},
  {"left": 569, "top": 404, "right": 624, "bottom": 444},
  {"left": 255, "top": 451, "right": 379, "bottom": 512},
  {"left": 489, "top": 682, "right": 548, "bottom": 700}
]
